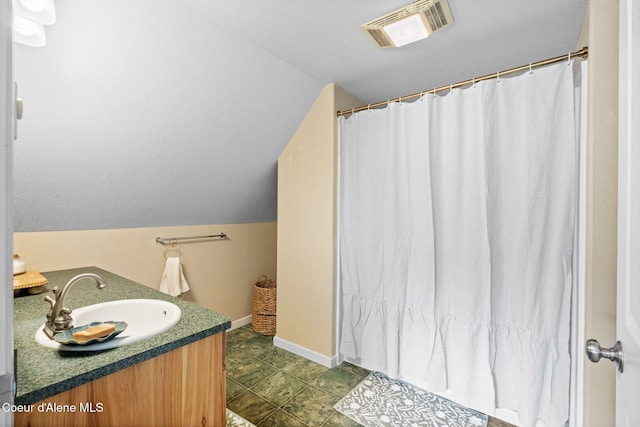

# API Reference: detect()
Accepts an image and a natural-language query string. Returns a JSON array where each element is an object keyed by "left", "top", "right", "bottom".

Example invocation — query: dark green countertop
[{"left": 14, "top": 266, "right": 231, "bottom": 405}]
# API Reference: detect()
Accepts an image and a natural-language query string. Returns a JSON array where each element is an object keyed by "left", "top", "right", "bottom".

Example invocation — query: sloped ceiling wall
[
  {"left": 14, "top": 0, "right": 324, "bottom": 231},
  {"left": 14, "top": 0, "right": 588, "bottom": 232},
  {"left": 179, "top": 0, "right": 588, "bottom": 104}
]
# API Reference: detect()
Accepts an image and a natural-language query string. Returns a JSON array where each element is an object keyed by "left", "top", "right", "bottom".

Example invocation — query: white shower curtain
[{"left": 339, "top": 61, "right": 580, "bottom": 427}]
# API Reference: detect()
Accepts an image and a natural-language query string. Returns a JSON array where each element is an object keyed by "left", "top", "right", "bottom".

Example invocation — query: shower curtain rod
[{"left": 336, "top": 46, "right": 588, "bottom": 117}]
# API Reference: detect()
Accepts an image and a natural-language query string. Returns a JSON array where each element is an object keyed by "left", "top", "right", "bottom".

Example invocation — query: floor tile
[
  {"left": 281, "top": 386, "right": 339, "bottom": 426},
  {"left": 236, "top": 334, "right": 275, "bottom": 357},
  {"left": 322, "top": 411, "right": 363, "bottom": 427},
  {"left": 252, "top": 371, "right": 308, "bottom": 406},
  {"left": 488, "top": 416, "right": 518, "bottom": 427},
  {"left": 227, "top": 326, "right": 260, "bottom": 348},
  {"left": 281, "top": 357, "right": 329, "bottom": 383},
  {"left": 258, "top": 346, "right": 303, "bottom": 369},
  {"left": 226, "top": 325, "right": 505, "bottom": 427},
  {"left": 227, "top": 345, "right": 253, "bottom": 363},
  {"left": 312, "top": 368, "right": 364, "bottom": 399},
  {"left": 257, "top": 409, "right": 309, "bottom": 427},
  {"left": 227, "top": 353, "right": 278, "bottom": 388},
  {"left": 227, "top": 390, "right": 277, "bottom": 426},
  {"left": 335, "top": 362, "right": 370, "bottom": 380},
  {"left": 226, "top": 377, "right": 247, "bottom": 402}
]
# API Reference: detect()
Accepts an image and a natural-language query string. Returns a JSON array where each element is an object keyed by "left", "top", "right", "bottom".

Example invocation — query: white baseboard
[
  {"left": 229, "top": 315, "right": 252, "bottom": 331},
  {"left": 273, "top": 335, "right": 337, "bottom": 368}
]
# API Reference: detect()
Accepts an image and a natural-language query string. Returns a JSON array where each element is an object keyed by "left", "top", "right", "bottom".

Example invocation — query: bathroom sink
[{"left": 35, "top": 299, "right": 182, "bottom": 351}]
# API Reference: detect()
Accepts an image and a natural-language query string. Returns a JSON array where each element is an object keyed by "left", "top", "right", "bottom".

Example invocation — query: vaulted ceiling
[
  {"left": 14, "top": 0, "right": 588, "bottom": 231},
  {"left": 179, "top": 0, "right": 589, "bottom": 104}
]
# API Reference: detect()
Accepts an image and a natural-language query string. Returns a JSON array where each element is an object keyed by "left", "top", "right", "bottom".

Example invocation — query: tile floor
[
  {"left": 226, "top": 325, "right": 515, "bottom": 427},
  {"left": 226, "top": 325, "right": 365, "bottom": 426}
]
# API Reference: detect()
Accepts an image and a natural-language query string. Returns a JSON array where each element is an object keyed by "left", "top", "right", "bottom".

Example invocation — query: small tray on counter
[{"left": 13, "top": 271, "right": 48, "bottom": 295}]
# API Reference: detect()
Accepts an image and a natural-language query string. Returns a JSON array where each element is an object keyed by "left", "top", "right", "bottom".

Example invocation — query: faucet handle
[
  {"left": 44, "top": 295, "right": 56, "bottom": 324},
  {"left": 44, "top": 295, "right": 55, "bottom": 308}
]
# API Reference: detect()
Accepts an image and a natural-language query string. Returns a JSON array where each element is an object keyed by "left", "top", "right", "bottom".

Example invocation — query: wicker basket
[{"left": 252, "top": 275, "right": 277, "bottom": 336}]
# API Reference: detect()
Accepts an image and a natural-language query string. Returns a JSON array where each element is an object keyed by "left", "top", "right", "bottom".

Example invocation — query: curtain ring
[
  {"left": 472, "top": 77, "right": 476, "bottom": 88},
  {"left": 568, "top": 52, "right": 572, "bottom": 65},
  {"left": 367, "top": 104, "right": 371, "bottom": 111},
  {"left": 496, "top": 70, "right": 501, "bottom": 82},
  {"left": 529, "top": 63, "right": 533, "bottom": 74}
]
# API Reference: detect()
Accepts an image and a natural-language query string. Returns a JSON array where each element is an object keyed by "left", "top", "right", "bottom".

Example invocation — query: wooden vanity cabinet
[{"left": 15, "top": 332, "right": 226, "bottom": 427}]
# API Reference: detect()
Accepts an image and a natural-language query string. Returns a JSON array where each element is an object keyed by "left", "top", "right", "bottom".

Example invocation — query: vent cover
[{"left": 361, "top": 0, "right": 454, "bottom": 48}]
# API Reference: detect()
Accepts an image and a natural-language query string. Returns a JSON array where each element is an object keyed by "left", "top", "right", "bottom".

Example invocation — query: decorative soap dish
[{"left": 54, "top": 321, "right": 128, "bottom": 346}]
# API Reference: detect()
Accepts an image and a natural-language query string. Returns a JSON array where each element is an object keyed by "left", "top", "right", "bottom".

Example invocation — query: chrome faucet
[{"left": 43, "top": 273, "right": 107, "bottom": 339}]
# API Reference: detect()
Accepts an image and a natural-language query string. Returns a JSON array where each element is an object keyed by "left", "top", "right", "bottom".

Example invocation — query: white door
[
  {"left": 0, "top": 1, "right": 15, "bottom": 427},
  {"left": 616, "top": 0, "right": 640, "bottom": 424}
]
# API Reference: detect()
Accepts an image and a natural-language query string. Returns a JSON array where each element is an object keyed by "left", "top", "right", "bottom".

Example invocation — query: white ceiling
[
  {"left": 13, "top": 0, "right": 590, "bottom": 231},
  {"left": 179, "top": 0, "right": 589, "bottom": 104}
]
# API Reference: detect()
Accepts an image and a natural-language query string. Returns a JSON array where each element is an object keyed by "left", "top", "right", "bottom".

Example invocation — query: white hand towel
[{"left": 159, "top": 256, "right": 190, "bottom": 297}]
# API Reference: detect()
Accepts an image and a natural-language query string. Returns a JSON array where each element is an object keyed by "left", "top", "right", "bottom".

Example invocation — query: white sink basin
[{"left": 35, "top": 299, "right": 182, "bottom": 351}]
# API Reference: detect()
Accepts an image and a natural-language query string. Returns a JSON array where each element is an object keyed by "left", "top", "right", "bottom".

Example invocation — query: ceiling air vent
[{"left": 361, "top": 0, "right": 454, "bottom": 48}]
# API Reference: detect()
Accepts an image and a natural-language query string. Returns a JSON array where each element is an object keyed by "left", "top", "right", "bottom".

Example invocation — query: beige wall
[
  {"left": 276, "top": 84, "right": 361, "bottom": 360},
  {"left": 580, "top": 0, "right": 619, "bottom": 425},
  {"left": 14, "top": 222, "right": 277, "bottom": 323}
]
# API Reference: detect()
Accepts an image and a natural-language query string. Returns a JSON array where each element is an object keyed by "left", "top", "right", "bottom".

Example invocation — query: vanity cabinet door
[{"left": 15, "top": 332, "right": 226, "bottom": 427}]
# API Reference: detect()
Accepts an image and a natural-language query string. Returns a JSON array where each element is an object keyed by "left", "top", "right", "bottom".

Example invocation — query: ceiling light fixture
[
  {"left": 12, "top": 0, "right": 56, "bottom": 47},
  {"left": 13, "top": 14, "right": 46, "bottom": 47},
  {"left": 14, "top": 0, "right": 56, "bottom": 25},
  {"left": 361, "top": 0, "right": 454, "bottom": 49}
]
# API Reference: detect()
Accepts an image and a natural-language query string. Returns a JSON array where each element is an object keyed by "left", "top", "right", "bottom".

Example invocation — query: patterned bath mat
[
  {"left": 226, "top": 409, "right": 255, "bottom": 427},
  {"left": 334, "top": 371, "right": 488, "bottom": 427}
]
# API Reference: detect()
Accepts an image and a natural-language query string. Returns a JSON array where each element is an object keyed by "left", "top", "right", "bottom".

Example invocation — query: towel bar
[{"left": 155, "top": 233, "right": 227, "bottom": 245}]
